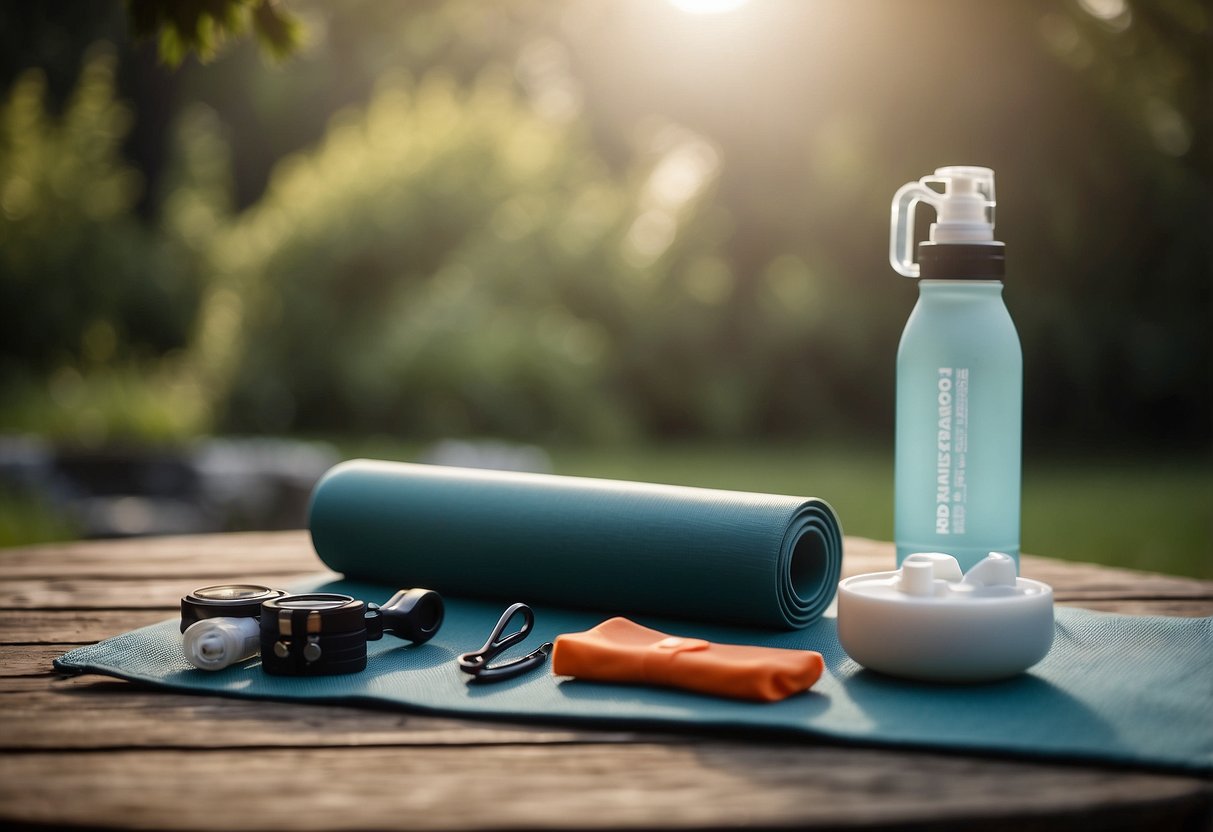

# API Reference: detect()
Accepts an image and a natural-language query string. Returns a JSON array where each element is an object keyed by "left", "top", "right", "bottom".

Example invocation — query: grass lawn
[{"left": 540, "top": 442, "right": 1211, "bottom": 580}]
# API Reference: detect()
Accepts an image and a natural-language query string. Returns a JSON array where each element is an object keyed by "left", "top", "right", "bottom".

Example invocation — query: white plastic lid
[
  {"left": 837, "top": 552, "right": 1053, "bottom": 682},
  {"left": 890, "top": 166, "right": 999, "bottom": 278}
]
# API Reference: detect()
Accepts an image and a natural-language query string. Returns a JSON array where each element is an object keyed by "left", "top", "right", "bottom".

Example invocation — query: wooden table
[{"left": 2, "top": 532, "right": 1210, "bottom": 831}]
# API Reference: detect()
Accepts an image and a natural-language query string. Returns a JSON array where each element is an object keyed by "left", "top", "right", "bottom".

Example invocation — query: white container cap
[{"left": 837, "top": 552, "right": 1053, "bottom": 683}]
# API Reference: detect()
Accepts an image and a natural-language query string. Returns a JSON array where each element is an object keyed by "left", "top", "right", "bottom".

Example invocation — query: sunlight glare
[
  {"left": 1077, "top": 0, "right": 1132, "bottom": 31},
  {"left": 667, "top": 0, "right": 750, "bottom": 15}
]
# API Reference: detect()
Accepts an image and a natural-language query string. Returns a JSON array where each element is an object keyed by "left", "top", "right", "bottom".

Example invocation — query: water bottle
[{"left": 889, "top": 166, "right": 1022, "bottom": 572}]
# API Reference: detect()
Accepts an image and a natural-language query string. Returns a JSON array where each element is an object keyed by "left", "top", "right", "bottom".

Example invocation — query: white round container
[{"left": 837, "top": 552, "right": 1053, "bottom": 683}]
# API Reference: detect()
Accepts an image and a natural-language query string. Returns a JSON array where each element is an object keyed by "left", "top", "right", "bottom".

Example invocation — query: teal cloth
[{"left": 56, "top": 580, "right": 1212, "bottom": 773}]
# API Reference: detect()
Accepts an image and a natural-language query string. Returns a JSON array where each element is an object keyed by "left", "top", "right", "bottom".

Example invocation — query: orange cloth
[{"left": 551, "top": 617, "right": 824, "bottom": 703}]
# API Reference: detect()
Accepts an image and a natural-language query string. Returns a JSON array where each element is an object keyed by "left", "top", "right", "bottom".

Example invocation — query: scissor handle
[{"left": 456, "top": 603, "right": 551, "bottom": 682}]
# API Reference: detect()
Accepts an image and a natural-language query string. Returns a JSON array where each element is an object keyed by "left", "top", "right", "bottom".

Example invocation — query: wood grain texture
[
  {"left": 0, "top": 745, "right": 1208, "bottom": 832},
  {"left": 0, "top": 532, "right": 318, "bottom": 577},
  {"left": 0, "top": 610, "right": 175, "bottom": 643},
  {"left": 0, "top": 691, "right": 647, "bottom": 751},
  {"left": 1, "top": 531, "right": 1210, "bottom": 831}
]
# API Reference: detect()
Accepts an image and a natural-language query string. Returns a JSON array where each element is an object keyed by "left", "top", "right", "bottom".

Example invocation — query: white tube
[{"left": 183, "top": 617, "right": 261, "bottom": 671}]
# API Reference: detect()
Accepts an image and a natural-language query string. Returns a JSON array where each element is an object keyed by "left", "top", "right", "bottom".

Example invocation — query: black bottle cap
[{"left": 918, "top": 242, "right": 1005, "bottom": 279}]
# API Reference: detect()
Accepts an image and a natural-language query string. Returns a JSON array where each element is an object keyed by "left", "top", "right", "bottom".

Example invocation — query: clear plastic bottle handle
[
  {"left": 890, "top": 167, "right": 997, "bottom": 278},
  {"left": 889, "top": 182, "right": 941, "bottom": 278}
]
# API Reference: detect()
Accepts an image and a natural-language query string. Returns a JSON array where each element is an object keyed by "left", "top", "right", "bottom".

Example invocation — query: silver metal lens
[{"left": 192, "top": 584, "right": 280, "bottom": 603}]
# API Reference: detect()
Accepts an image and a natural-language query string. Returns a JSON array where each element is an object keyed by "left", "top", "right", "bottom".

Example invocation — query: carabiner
[{"left": 457, "top": 603, "right": 552, "bottom": 683}]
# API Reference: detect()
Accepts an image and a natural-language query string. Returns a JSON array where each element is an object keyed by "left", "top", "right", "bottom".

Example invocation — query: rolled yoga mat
[{"left": 308, "top": 460, "right": 843, "bottom": 630}]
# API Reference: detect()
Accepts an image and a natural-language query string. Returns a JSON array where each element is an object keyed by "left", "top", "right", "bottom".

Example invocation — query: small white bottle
[{"left": 183, "top": 617, "right": 261, "bottom": 671}]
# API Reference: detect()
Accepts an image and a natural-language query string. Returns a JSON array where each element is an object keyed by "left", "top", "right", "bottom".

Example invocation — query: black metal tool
[
  {"left": 457, "top": 602, "right": 552, "bottom": 683},
  {"left": 259, "top": 587, "right": 444, "bottom": 677}
]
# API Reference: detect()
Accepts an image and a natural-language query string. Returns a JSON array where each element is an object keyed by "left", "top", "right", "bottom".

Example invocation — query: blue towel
[{"left": 55, "top": 577, "right": 1213, "bottom": 774}]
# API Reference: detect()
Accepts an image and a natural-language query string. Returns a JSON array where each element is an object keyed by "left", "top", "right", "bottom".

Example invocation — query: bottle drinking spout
[{"left": 890, "top": 166, "right": 997, "bottom": 278}]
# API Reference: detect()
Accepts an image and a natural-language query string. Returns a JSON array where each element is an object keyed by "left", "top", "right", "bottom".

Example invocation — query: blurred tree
[
  {"left": 125, "top": 0, "right": 301, "bottom": 66},
  {"left": 1025, "top": 0, "right": 1210, "bottom": 446},
  {"left": 0, "top": 48, "right": 212, "bottom": 442},
  {"left": 557, "top": 0, "right": 1210, "bottom": 447},
  {"left": 0, "top": 0, "right": 1206, "bottom": 449},
  {"left": 174, "top": 0, "right": 562, "bottom": 209},
  {"left": 0, "top": 47, "right": 202, "bottom": 373},
  {"left": 195, "top": 69, "right": 743, "bottom": 441}
]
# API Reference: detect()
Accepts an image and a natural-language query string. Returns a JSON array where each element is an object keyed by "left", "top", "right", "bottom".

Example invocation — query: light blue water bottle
[{"left": 889, "top": 166, "right": 1022, "bottom": 572}]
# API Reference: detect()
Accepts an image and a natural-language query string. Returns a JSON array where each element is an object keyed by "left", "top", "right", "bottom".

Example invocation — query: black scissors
[{"left": 457, "top": 602, "right": 552, "bottom": 683}]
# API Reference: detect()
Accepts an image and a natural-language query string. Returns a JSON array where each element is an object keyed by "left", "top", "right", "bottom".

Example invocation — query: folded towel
[{"left": 553, "top": 617, "right": 824, "bottom": 702}]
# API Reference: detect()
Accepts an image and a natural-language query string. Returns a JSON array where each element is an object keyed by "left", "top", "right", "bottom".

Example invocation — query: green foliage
[
  {"left": 0, "top": 361, "right": 209, "bottom": 444},
  {"left": 0, "top": 488, "right": 78, "bottom": 548},
  {"left": 0, "top": 49, "right": 203, "bottom": 371},
  {"left": 0, "top": 48, "right": 213, "bottom": 443},
  {"left": 199, "top": 70, "right": 751, "bottom": 441},
  {"left": 126, "top": 0, "right": 302, "bottom": 66},
  {"left": 2, "top": 50, "right": 131, "bottom": 370},
  {"left": 1, "top": 0, "right": 1208, "bottom": 452}
]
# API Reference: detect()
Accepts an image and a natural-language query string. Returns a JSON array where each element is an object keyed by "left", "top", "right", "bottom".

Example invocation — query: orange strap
[{"left": 551, "top": 617, "right": 823, "bottom": 702}]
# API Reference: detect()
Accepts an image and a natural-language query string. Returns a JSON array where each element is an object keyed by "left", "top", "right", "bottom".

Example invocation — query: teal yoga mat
[
  {"left": 56, "top": 588, "right": 1212, "bottom": 773},
  {"left": 308, "top": 460, "right": 843, "bottom": 629}
]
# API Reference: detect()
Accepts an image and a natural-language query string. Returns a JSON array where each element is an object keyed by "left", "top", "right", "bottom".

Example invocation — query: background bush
[
  {"left": 0, "top": 48, "right": 210, "bottom": 442},
  {"left": 0, "top": 0, "right": 1207, "bottom": 451}
]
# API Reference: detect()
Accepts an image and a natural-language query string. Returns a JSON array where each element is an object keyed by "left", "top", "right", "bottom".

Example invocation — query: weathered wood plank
[
  {"left": 0, "top": 745, "right": 1207, "bottom": 831},
  {"left": 0, "top": 645, "right": 648, "bottom": 750},
  {"left": 0, "top": 644, "right": 78, "bottom": 676},
  {"left": 0, "top": 572, "right": 334, "bottom": 610},
  {"left": 0, "top": 688, "right": 648, "bottom": 750},
  {"left": 0, "top": 531, "right": 318, "bottom": 578},
  {"left": 0, "top": 609, "right": 172, "bottom": 643},
  {"left": 0, "top": 559, "right": 319, "bottom": 580},
  {"left": 5, "top": 532, "right": 1210, "bottom": 599},
  {"left": 1020, "top": 554, "right": 1213, "bottom": 595},
  {"left": 1, "top": 533, "right": 1211, "bottom": 831}
]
